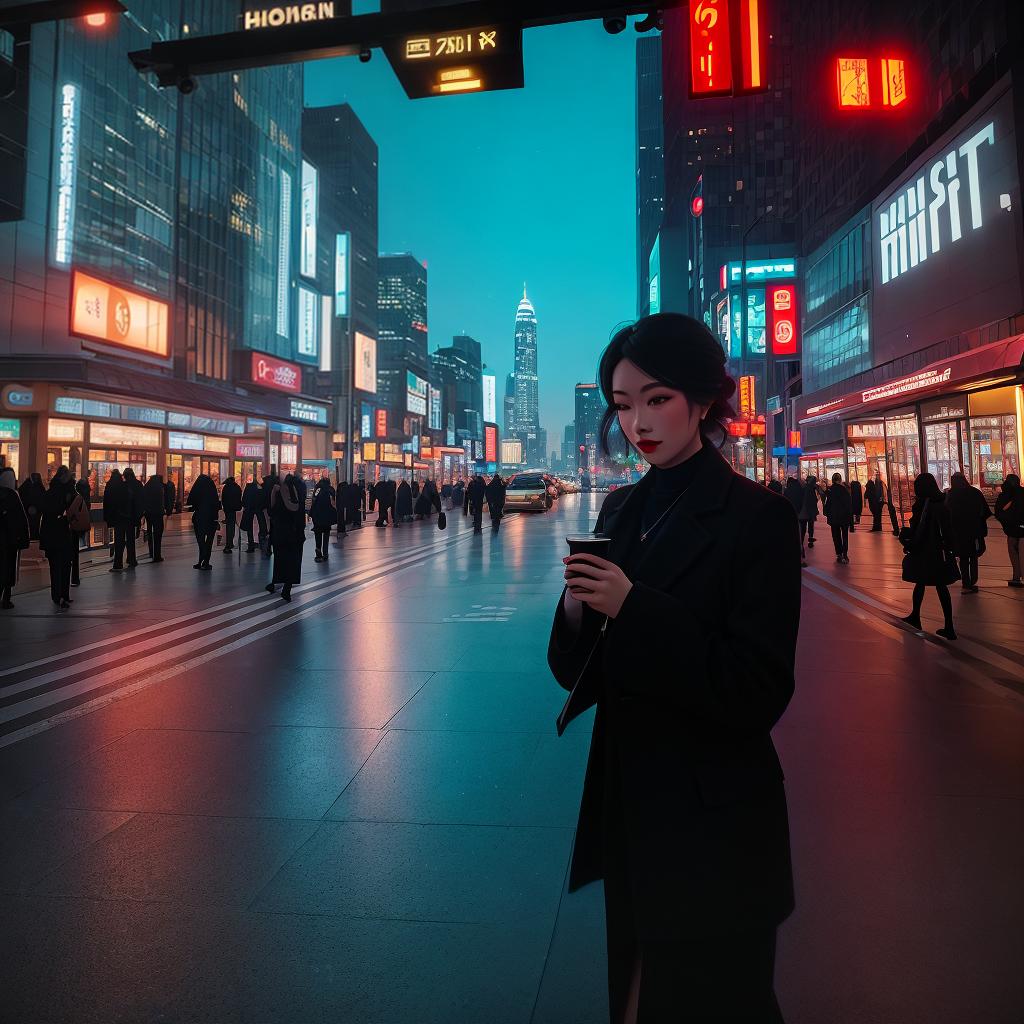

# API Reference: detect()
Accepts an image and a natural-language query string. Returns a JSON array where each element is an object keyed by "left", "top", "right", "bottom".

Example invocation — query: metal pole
[{"left": 741, "top": 204, "right": 772, "bottom": 483}]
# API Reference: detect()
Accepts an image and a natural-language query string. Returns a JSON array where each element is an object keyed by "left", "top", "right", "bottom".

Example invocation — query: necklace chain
[{"left": 640, "top": 485, "right": 690, "bottom": 543}]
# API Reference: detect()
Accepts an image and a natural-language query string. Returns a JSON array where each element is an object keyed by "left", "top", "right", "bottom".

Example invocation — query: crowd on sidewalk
[{"left": 0, "top": 463, "right": 511, "bottom": 610}]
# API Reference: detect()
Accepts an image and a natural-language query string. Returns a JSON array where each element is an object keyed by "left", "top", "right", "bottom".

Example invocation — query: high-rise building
[
  {"left": 503, "top": 372, "right": 515, "bottom": 436},
  {"left": 302, "top": 104, "right": 379, "bottom": 463},
  {"left": 512, "top": 285, "right": 541, "bottom": 463},
  {"left": 636, "top": 35, "right": 664, "bottom": 318},
  {"left": 561, "top": 423, "right": 577, "bottom": 474},
  {"left": 430, "top": 334, "right": 483, "bottom": 447},
  {"left": 575, "top": 383, "right": 605, "bottom": 477},
  {"left": 378, "top": 253, "right": 429, "bottom": 429}
]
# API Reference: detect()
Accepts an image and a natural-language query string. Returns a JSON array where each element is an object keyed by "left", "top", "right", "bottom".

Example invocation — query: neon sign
[
  {"left": 768, "top": 283, "right": 799, "bottom": 356},
  {"left": 335, "top": 233, "right": 349, "bottom": 317},
  {"left": 243, "top": 2, "right": 334, "bottom": 29},
  {"left": 861, "top": 367, "right": 952, "bottom": 404},
  {"left": 689, "top": 0, "right": 766, "bottom": 99},
  {"left": 836, "top": 56, "right": 908, "bottom": 110},
  {"left": 276, "top": 168, "right": 291, "bottom": 338},
  {"left": 300, "top": 160, "right": 317, "bottom": 279},
  {"left": 54, "top": 84, "right": 79, "bottom": 266}
]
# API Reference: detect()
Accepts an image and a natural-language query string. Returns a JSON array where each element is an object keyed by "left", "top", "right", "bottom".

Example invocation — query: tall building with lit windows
[
  {"left": 512, "top": 285, "right": 541, "bottom": 463},
  {"left": 377, "top": 252, "right": 429, "bottom": 430}
]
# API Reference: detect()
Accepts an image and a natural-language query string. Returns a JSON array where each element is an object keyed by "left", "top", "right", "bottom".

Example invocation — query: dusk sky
[{"left": 304, "top": 17, "right": 643, "bottom": 448}]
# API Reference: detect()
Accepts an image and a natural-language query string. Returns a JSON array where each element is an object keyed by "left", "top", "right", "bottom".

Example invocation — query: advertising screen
[
  {"left": 871, "top": 82, "right": 1022, "bottom": 365},
  {"left": 375, "top": 408, "right": 388, "bottom": 438},
  {"left": 300, "top": 160, "right": 317, "bottom": 279},
  {"left": 482, "top": 375, "right": 496, "bottom": 424},
  {"left": 484, "top": 424, "right": 498, "bottom": 463},
  {"left": 768, "top": 284, "right": 799, "bottom": 356},
  {"left": 335, "top": 233, "right": 349, "bottom": 317},
  {"left": 297, "top": 287, "right": 318, "bottom": 360},
  {"left": 429, "top": 386, "right": 442, "bottom": 430},
  {"left": 251, "top": 352, "right": 301, "bottom": 394},
  {"left": 70, "top": 270, "right": 170, "bottom": 359},
  {"left": 354, "top": 332, "right": 377, "bottom": 393},
  {"left": 406, "top": 371, "right": 428, "bottom": 415}
]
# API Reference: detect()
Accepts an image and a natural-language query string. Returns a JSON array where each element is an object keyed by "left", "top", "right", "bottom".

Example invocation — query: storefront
[
  {"left": 0, "top": 418, "right": 22, "bottom": 479},
  {"left": 799, "top": 449, "right": 845, "bottom": 484}
]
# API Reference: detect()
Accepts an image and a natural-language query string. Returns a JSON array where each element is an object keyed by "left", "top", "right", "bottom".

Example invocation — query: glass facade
[{"left": 378, "top": 253, "right": 428, "bottom": 415}]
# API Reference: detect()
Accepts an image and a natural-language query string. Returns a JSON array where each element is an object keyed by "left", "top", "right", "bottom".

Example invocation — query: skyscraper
[
  {"left": 512, "top": 285, "right": 541, "bottom": 463},
  {"left": 503, "top": 372, "right": 515, "bottom": 436},
  {"left": 575, "top": 383, "right": 605, "bottom": 478},
  {"left": 378, "top": 253, "right": 429, "bottom": 424},
  {"left": 636, "top": 35, "right": 664, "bottom": 318},
  {"left": 430, "top": 335, "right": 483, "bottom": 447}
]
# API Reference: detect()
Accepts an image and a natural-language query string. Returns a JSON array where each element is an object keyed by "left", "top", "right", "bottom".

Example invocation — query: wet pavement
[{"left": 1, "top": 496, "right": 1022, "bottom": 1023}]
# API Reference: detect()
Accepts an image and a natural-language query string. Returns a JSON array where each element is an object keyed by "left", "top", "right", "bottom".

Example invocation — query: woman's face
[{"left": 612, "top": 358, "right": 708, "bottom": 469}]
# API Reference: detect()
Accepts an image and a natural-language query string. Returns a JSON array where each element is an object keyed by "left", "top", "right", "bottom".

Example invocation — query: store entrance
[
  {"left": 924, "top": 420, "right": 969, "bottom": 491},
  {"left": 233, "top": 459, "right": 261, "bottom": 485}
]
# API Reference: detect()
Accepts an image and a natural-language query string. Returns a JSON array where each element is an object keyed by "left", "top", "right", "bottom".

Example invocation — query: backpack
[{"left": 68, "top": 493, "right": 91, "bottom": 533}]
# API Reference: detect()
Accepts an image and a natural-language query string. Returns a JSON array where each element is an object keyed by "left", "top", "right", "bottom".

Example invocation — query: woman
[
  {"left": 994, "top": 473, "right": 1024, "bottom": 587},
  {"left": 849, "top": 478, "right": 863, "bottom": 530},
  {"left": 70, "top": 476, "right": 91, "bottom": 587},
  {"left": 18, "top": 472, "right": 45, "bottom": 543},
  {"left": 864, "top": 478, "right": 884, "bottom": 532},
  {"left": 266, "top": 473, "right": 305, "bottom": 601},
  {"left": 396, "top": 478, "right": 413, "bottom": 523},
  {"left": 485, "top": 473, "right": 507, "bottom": 532},
  {"left": 798, "top": 475, "right": 821, "bottom": 555},
  {"left": 185, "top": 473, "right": 221, "bottom": 570},
  {"left": 945, "top": 472, "right": 991, "bottom": 593},
  {"left": 40, "top": 466, "right": 76, "bottom": 608},
  {"left": 102, "top": 468, "right": 131, "bottom": 573},
  {"left": 0, "top": 466, "right": 30, "bottom": 609},
  {"left": 241, "top": 476, "right": 263, "bottom": 552},
  {"left": 823, "top": 473, "right": 854, "bottom": 564},
  {"left": 900, "top": 472, "right": 957, "bottom": 640},
  {"left": 549, "top": 313, "right": 800, "bottom": 1022},
  {"left": 309, "top": 476, "right": 336, "bottom": 562},
  {"left": 142, "top": 473, "right": 168, "bottom": 562}
]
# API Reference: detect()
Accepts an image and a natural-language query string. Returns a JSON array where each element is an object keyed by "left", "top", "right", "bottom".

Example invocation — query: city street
[{"left": 1, "top": 494, "right": 1022, "bottom": 1024}]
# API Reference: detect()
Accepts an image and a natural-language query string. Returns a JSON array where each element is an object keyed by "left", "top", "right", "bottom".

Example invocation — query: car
[{"left": 505, "top": 472, "right": 552, "bottom": 512}]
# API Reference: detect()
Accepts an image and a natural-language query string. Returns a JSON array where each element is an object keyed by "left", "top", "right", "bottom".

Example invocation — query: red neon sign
[
  {"left": 738, "top": 374, "right": 756, "bottom": 417},
  {"left": 788, "top": 430, "right": 801, "bottom": 449},
  {"left": 836, "top": 55, "right": 909, "bottom": 110},
  {"left": 691, "top": 195, "right": 705, "bottom": 217},
  {"left": 374, "top": 409, "right": 387, "bottom": 438},
  {"left": 750, "top": 420, "right": 766, "bottom": 436},
  {"left": 880, "top": 58, "right": 907, "bottom": 108},
  {"left": 768, "top": 283, "right": 799, "bottom": 356},
  {"left": 251, "top": 352, "right": 301, "bottom": 394},
  {"left": 689, "top": 0, "right": 733, "bottom": 97},
  {"left": 728, "top": 421, "right": 749, "bottom": 437},
  {"left": 736, "top": 0, "right": 763, "bottom": 93},
  {"left": 484, "top": 425, "right": 498, "bottom": 464}
]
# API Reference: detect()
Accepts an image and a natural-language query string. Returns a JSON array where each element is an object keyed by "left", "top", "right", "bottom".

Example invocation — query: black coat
[
  {"left": 548, "top": 447, "right": 799, "bottom": 943},
  {"left": 40, "top": 482, "right": 75, "bottom": 556},
  {"left": 945, "top": 485, "right": 991, "bottom": 548},
  {"left": 783, "top": 478, "right": 803, "bottom": 513},
  {"left": 19, "top": 477, "right": 45, "bottom": 539},
  {"left": 994, "top": 484, "right": 1024, "bottom": 538},
  {"left": 242, "top": 482, "right": 263, "bottom": 513},
  {"left": 849, "top": 479, "right": 863, "bottom": 515},
  {"left": 270, "top": 482, "right": 305, "bottom": 584},
  {"left": 102, "top": 477, "right": 131, "bottom": 527},
  {"left": 0, "top": 487, "right": 30, "bottom": 586},
  {"left": 396, "top": 481, "right": 413, "bottom": 517},
  {"left": 485, "top": 476, "right": 506, "bottom": 516},
  {"left": 141, "top": 477, "right": 166, "bottom": 521},
  {"left": 824, "top": 483, "right": 854, "bottom": 527},
  {"left": 125, "top": 477, "right": 144, "bottom": 526},
  {"left": 221, "top": 479, "right": 243, "bottom": 514},
  {"left": 467, "top": 477, "right": 485, "bottom": 509},
  {"left": 901, "top": 497, "right": 954, "bottom": 585},
  {"left": 186, "top": 475, "right": 221, "bottom": 531},
  {"left": 798, "top": 479, "right": 821, "bottom": 521},
  {"left": 309, "top": 483, "right": 336, "bottom": 529},
  {"left": 163, "top": 480, "right": 176, "bottom": 515},
  {"left": 864, "top": 479, "right": 883, "bottom": 513}
]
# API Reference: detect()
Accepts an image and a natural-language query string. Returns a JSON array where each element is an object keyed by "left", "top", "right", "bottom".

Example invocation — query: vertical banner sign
[
  {"left": 429, "top": 386, "right": 442, "bottom": 430},
  {"left": 788, "top": 430, "right": 801, "bottom": 449},
  {"left": 300, "top": 160, "right": 318, "bottom": 279},
  {"left": 689, "top": 0, "right": 732, "bottom": 97},
  {"left": 335, "top": 232, "right": 349, "bottom": 316},
  {"left": 482, "top": 375, "right": 496, "bottom": 423},
  {"left": 354, "top": 332, "right": 377, "bottom": 393},
  {"left": 375, "top": 408, "right": 388, "bottom": 438},
  {"left": 297, "top": 286, "right": 318, "bottom": 359},
  {"left": 484, "top": 424, "right": 498, "bottom": 463},
  {"left": 768, "top": 283, "right": 799, "bottom": 356},
  {"left": 739, "top": 375, "right": 756, "bottom": 417},
  {"left": 319, "top": 295, "right": 332, "bottom": 371},
  {"left": 54, "top": 84, "right": 79, "bottom": 266},
  {"left": 276, "top": 168, "right": 292, "bottom": 338},
  {"left": 735, "top": 0, "right": 764, "bottom": 94}
]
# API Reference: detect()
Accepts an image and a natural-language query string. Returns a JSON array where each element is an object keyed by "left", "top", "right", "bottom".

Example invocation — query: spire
[{"left": 523, "top": 282, "right": 528, "bottom": 301}]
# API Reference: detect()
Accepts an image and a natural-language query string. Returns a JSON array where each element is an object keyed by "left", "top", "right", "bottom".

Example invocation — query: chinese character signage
[
  {"left": 484, "top": 424, "right": 498, "bottom": 464},
  {"left": 300, "top": 160, "right": 317, "bottom": 279},
  {"left": 70, "top": 269, "right": 170, "bottom": 360},
  {"left": 297, "top": 286, "right": 318, "bottom": 361},
  {"left": 738, "top": 375, "right": 756, "bottom": 417},
  {"left": 250, "top": 352, "right": 301, "bottom": 394},
  {"left": 836, "top": 56, "right": 909, "bottom": 110},
  {"left": 375, "top": 408, "right": 388, "bottom": 438},
  {"left": 689, "top": 0, "right": 766, "bottom": 99},
  {"left": 768, "top": 284, "right": 799, "bottom": 356}
]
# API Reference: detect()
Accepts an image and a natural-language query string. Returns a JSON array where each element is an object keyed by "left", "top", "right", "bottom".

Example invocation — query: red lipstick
[{"left": 636, "top": 440, "right": 661, "bottom": 454}]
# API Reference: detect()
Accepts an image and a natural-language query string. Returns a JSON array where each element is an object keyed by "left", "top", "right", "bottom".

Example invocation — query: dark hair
[
  {"left": 598, "top": 313, "right": 736, "bottom": 455},
  {"left": 831, "top": 473, "right": 843, "bottom": 484},
  {"left": 949, "top": 472, "right": 968, "bottom": 490},
  {"left": 913, "top": 472, "right": 943, "bottom": 501}
]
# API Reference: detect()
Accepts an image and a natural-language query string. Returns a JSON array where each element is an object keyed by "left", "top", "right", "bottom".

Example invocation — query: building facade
[
  {"left": 575, "top": 383, "right": 605, "bottom": 480},
  {"left": 636, "top": 34, "right": 664, "bottom": 318},
  {"left": 377, "top": 252, "right": 428, "bottom": 417},
  {"left": 430, "top": 334, "right": 483, "bottom": 455}
]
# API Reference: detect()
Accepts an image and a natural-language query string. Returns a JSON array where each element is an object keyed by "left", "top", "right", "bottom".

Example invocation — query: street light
[{"left": 740, "top": 203, "right": 773, "bottom": 482}]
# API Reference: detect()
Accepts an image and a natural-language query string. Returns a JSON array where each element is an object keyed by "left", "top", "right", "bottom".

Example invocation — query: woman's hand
[{"left": 562, "top": 554, "right": 633, "bottom": 619}]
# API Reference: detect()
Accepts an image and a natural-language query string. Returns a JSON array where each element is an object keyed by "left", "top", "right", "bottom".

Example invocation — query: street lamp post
[{"left": 741, "top": 204, "right": 773, "bottom": 483}]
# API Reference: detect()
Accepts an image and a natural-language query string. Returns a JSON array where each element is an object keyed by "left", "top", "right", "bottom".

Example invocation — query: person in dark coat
[
  {"left": 309, "top": 476, "right": 336, "bottom": 561},
  {"left": 485, "top": 473, "right": 507, "bottom": 531},
  {"left": 767, "top": 477, "right": 784, "bottom": 495},
  {"left": 441, "top": 481, "right": 453, "bottom": 509},
  {"left": 849, "top": 478, "right": 863, "bottom": 530},
  {"left": 0, "top": 466, "right": 30, "bottom": 608},
  {"left": 345, "top": 480, "right": 363, "bottom": 529},
  {"left": 367, "top": 480, "right": 377, "bottom": 513},
  {"left": 396, "top": 478, "right": 413, "bottom": 522},
  {"left": 376, "top": 479, "right": 396, "bottom": 528},
  {"left": 164, "top": 476, "right": 177, "bottom": 517},
  {"left": 220, "top": 476, "right": 243, "bottom": 553},
  {"left": 864, "top": 477, "right": 884, "bottom": 531},
  {"left": 18, "top": 472, "right": 45, "bottom": 542},
  {"left": 40, "top": 467, "right": 76, "bottom": 608},
  {"left": 467, "top": 475, "right": 486, "bottom": 533},
  {"left": 411, "top": 479, "right": 420, "bottom": 501},
  {"left": 141, "top": 474, "right": 167, "bottom": 562},
  {"left": 797, "top": 474, "right": 821, "bottom": 556},
  {"left": 900, "top": 472, "right": 957, "bottom": 639},
  {"left": 121, "top": 467, "right": 143, "bottom": 568},
  {"left": 451, "top": 479, "right": 464, "bottom": 511},
  {"left": 550, "top": 314, "right": 799, "bottom": 1022},
  {"left": 823, "top": 473, "right": 854, "bottom": 563},
  {"left": 241, "top": 477, "right": 262, "bottom": 552},
  {"left": 258, "top": 474, "right": 277, "bottom": 555},
  {"left": 462, "top": 479, "right": 472, "bottom": 517},
  {"left": 945, "top": 472, "right": 991, "bottom": 593},
  {"left": 70, "top": 476, "right": 91, "bottom": 586},
  {"left": 185, "top": 473, "right": 221, "bottom": 570},
  {"left": 102, "top": 469, "right": 132, "bottom": 573},
  {"left": 994, "top": 473, "right": 1024, "bottom": 587},
  {"left": 266, "top": 474, "right": 304, "bottom": 600}
]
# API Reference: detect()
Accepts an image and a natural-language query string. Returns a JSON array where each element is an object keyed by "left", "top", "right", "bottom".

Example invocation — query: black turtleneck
[{"left": 640, "top": 442, "right": 710, "bottom": 539}]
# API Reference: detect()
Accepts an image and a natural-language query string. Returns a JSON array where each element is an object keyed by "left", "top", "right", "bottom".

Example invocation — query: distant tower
[{"left": 512, "top": 284, "right": 540, "bottom": 463}]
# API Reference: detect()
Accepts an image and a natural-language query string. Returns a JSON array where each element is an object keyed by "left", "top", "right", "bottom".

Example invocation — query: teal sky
[{"left": 304, "top": 17, "right": 640, "bottom": 446}]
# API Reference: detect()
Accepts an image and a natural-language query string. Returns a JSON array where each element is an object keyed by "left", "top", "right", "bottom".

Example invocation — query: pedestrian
[
  {"left": 241, "top": 476, "right": 261, "bottom": 551},
  {"left": 467, "top": 474, "right": 486, "bottom": 533},
  {"left": 367, "top": 480, "right": 377, "bottom": 513},
  {"left": 849, "top": 478, "right": 863, "bottom": 530},
  {"left": 864, "top": 477, "right": 884, "bottom": 531},
  {"left": 142, "top": 473, "right": 167, "bottom": 562},
  {"left": 823, "top": 472, "right": 854, "bottom": 564},
  {"left": 345, "top": 479, "right": 363, "bottom": 530},
  {"left": 164, "top": 475, "right": 177, "bottom": 518},
  {"left": 550, "top": 312, "right": 798, "bottom": 1022},
  {"left": 266, "top": 473, "right": 304, "bottom": 601},
  {"left": 994, "top": 473, "right": 1024, "bottom": 588},
  {"left": 767, "top": 477, "right": 784, "bottom": 496},
  {"left": 376, "top": 478, "right": 396, "bottom": 528},
  {"left": 798, "top": 474, "right": 821, "bottom": 555},
  {"left": 396, "top": 478, "right": 413, "bottom": 523},
  {"left": 220, "top": 475, "right": 242, "bottom": 553},
  {"left": 259, "top": 474, "right": 276, "bottom": 555},
  {"left": 900, "top": 472, "right": 958, "bottom": 640},
  {"left": 18, "top": 472, "right": 45, "bottom": 542},
  {"left": 0, "top": 465, "right": 30, "bottom": 609},
  {"left": 310, "top": 475, "right": 336, "bottom": 562},
  {"left": 102, "top": 469, "right": 131, "bottom": 573},
  {"left": 883, "top": 477, "right": 901, "bottom": 536},
  {"left": 122, "top": 467, "right": 143, "bottom": 569},
  {"left": 452, "top": 479, "right": 464, "bottom": 511},
  {"left": 441, "top": 481, "right": 453, "bottom": 510},
  {"left": 70, "top": 475, "right": 91, "bottom": 586},
  {"left": 40, "top": 466, "right": 76, "bottom": 608},
  {"left": 485, "top": 472, "right": 507, "bottom": 531},
  {"left": 185, "top": 473, "right": 221, "bottom": 570},
  {"left": 945, "top": 472, "right": 991, "bottom": 593},
  {"left": 411, "top": 479, "right": 420, "bottom": 502}
]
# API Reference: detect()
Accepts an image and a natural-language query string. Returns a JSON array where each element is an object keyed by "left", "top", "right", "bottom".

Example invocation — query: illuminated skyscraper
[{"left": 512, "top": 285, "right": 541, "bottom": 463}]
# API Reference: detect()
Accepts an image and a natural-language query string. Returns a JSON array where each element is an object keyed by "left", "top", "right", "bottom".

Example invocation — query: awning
[{"left": 797, "top": 335, "right": 1024, "bottom": 426}]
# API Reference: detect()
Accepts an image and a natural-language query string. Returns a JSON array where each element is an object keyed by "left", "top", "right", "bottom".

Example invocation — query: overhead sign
[
  {"left": 289, "top": 399, "right": 328, "bottom": 426},
  {"left": 3, "top": 387, "right": 33, "bottom": 408},
  {"left": 862, "top": 367, "right": 952, "bottom": 405},
  {"left": 0, "top": 419, "right": 20, "bottom": 440},
  {"left": 722, "top": 259, "right": 796, "bottom": 286},
  {"left": 688, "top": 0, "right": 766, "bottom": 99},
  {"left": 243, "top": 1, "right": 335, "bottom": 29},
  {"left": 768, "top": 283, "right": 799, "bottom": 356},
  {"left": 70, "top": 269, "right": 170, "bottom": 359},
  {"left": 354, "top": 332, "right": 377, "bottom": 393},
  {"left": 383, "top": 24, "right": 524, "bottom": 100},
  {"left": 251, "top": 352, "right": 302, "bottom": 393}
]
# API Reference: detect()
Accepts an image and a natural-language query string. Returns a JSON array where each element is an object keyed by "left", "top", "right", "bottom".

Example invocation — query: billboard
[
  {"left": 297, "top": 286, "right": 318, "bottom": 360},
  {"left": 768, "top": 284, "right": 799, "bottom": 356},
  {"left": 375, "top": 408, "right": 388, "bottom": 438},
  {"left": 276, "top": 167, "right": 291, "bottom": 338},
  {"left": 429, "top": 385, "right": 442, "bottom": 430},
  {"left": 484, "top": 424, "right": 498, "bottom": 463},
  {"left": 70, "top": 270, "right": 170, "bottom": 359},
  {"left": 300, "top": 160, "right": 317, "bottom": 279},
  {"left": 354, "top": 332, "right": 377, "bottom": 393},
  {"left": 406, "top": 371, "right": 428, "bottom": 415},
  {"left": 871, "top": 83, "right": 1023, "bottom": 366},
  {"left": 335, "top": 233, "right": 349, "bottom": 316},
  {"left": 482, "top": 374, "right": 496, "bottom": 423},
  {"left": 53, "top": 84, "right": 79, "bottom": 267},
  {"left": 250, "top": 352, "right": 301, "bottom": 393}
]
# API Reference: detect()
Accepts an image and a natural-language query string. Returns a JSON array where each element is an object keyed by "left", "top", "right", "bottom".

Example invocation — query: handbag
[{"left": 437, "top": 511, "right": 447, "bottom": 531}]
